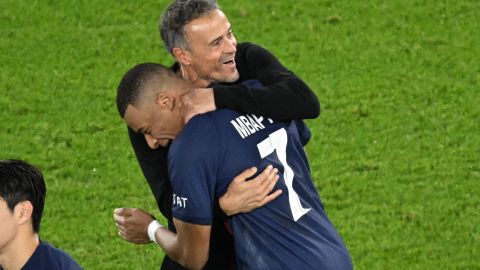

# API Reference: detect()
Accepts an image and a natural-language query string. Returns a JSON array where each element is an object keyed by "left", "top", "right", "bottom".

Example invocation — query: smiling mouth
[{"left": 222, "top": 58, "right": 235, "bottom": 65}]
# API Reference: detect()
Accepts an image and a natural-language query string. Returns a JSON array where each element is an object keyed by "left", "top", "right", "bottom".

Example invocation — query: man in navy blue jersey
[
  {"left": 0, "top": 160, "right": 82, "bottom": 270},
  {"left": 115, "top": 63, "right": 352, "bottom": 270},
  {"left": 122, "top": 1, "right": 321, "bottom": 269}
]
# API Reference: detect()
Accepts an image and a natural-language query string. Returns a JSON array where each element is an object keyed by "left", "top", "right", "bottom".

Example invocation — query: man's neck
[
  {"left": 0, "top": 233, "right": 39, "bottom": 270},
  {"left": 177, "top": 64, "right": 212, "bottom": 88}
]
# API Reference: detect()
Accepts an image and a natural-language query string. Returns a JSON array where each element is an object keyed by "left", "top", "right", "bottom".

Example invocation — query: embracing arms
[
  {"left": 128, "top": 127, "right": 279, "bottom": 218},
  {"left": 127, "top": 43, "right": 317, "bottom": 219},
  {"left": 181, "top": 42, "right": 320, "bottom": 122}
]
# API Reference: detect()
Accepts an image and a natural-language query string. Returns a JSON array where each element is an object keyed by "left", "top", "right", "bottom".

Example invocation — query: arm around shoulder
[{"left": 213, "top": 42, "right": 320, "bottom": 121}]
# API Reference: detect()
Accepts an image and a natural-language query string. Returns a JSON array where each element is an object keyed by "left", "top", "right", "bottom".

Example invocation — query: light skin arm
[
  {"left": 114, "top": 208, "right": 211, "bottom": 270},
  {"left": 219, "top": 165, "right": 282, "bottom": 216}
]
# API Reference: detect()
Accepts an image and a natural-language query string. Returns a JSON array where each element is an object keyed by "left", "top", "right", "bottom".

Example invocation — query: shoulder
[
  {"left": 174, "top": 110, "right": 239, "bottom": 146},
  {"left": 22, "top": 241, "right": 82, "bottom": 270},
  {"left": 172, "top": 113, "right": 218, "bottom": 152},
  {"left": 169, "top": 110, "right": 239, "bottom": 165},
  {"left": 236, "top": 42, "right": 269, "bottom": 58},
  {"left": 168, "top": 113, "right": 219, "bottom": 167},
  {"left": 235, "top": 42, "right": 281, "bottom": 78}
]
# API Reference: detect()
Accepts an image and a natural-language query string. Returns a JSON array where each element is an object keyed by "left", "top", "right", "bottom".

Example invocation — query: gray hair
[{"left": 160, "top": 0, "right": 219, "bottom": 54}]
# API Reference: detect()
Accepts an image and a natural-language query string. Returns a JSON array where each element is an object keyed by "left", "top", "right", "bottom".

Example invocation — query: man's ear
[
  {"left": 155, "top": 93, "right": 175, "bottom": 111},
  {"left": 172, "top": 47, "right": 191, "bottom": 66},
  {"left": 15, "top": 201, "right": 33, "bottom": 226}
]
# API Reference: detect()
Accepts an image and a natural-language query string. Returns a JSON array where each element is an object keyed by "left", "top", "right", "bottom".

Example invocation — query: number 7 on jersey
[{"left": 257, "top": 128, "right": 311, "bottom": 221}]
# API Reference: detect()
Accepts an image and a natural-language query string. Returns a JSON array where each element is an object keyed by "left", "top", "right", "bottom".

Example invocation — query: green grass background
[{"left": 1, "top": 0, "right": 479, "bottom": 269}]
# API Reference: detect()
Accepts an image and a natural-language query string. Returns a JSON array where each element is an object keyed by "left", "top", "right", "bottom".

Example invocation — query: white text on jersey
[
  {"left": 173, "top": 194, "right": 188, "bottom": 208},
  {"left": 230, "top": 114, "right": 273, "bottom": 139}
]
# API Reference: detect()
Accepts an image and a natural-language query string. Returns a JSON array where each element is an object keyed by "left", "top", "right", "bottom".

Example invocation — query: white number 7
[{"left": 257, "top": 128, "right": 311, "bottom": 221}]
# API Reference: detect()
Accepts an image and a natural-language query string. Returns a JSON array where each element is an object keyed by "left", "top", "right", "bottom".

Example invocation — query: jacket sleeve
[
  {"left": 213, "top": 43, "right": 320, "bottom": 121},
  {"left": 128, "top": 127, "right": 172, "bottom": 219}
]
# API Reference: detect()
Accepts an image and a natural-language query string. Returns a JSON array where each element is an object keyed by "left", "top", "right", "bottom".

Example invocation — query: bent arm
[
  {"left": 114, "top": 207, "right": 211, "bottom": 270},
  {"left": 213, "top": 42, "right": 320, "bottom": 121},
  {"left": 154, "top": 218, "right": 211, "bottom": 270}
]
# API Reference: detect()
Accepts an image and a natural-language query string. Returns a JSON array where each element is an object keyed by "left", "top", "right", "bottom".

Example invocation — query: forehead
[
  {"left": 184, "top": 9, "right": 230, "bottom": 43},
  {"left": 123, "top": 105, "right": 149, "bottom": 132}
]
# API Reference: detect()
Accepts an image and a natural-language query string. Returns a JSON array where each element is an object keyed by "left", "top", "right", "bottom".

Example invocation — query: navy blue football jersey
[
  {"left": 168, "top": 108, "right": 352, "bottom": 269},
  {"left": 17, "top": 241, "right": 82, "bottom": 270}
]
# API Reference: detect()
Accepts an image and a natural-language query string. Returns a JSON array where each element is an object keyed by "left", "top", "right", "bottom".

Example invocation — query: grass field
[{"left": 1, "top": 0, "right": 479, "bottom": 269}]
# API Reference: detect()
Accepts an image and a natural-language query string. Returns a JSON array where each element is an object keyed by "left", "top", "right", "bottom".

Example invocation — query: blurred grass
[{"left": 1, "top": 0, "right": 479, "bottom": 269}]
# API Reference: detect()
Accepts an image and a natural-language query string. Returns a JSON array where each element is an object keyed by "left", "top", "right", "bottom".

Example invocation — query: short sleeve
[
  {"left": 167, "top": 114, "right": 219, "bottom": 225},
  {"left": 294, "top": 120, "right": 311, "bottom": 146}
]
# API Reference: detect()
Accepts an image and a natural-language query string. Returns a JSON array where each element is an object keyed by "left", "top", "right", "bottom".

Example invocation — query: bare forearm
[
  {"left": 154, "top": 228, "right": 192, "bottom": 268},
  {"left": 153, "top": 221, "right": 210, "bottom": 270}
]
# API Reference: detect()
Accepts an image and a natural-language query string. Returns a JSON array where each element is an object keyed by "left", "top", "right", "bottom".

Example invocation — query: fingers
[
  {"left": 114, "top": 207, "right": 132, "bottom": 217},
  {"left": 257, "top": 189, "right": 283, "bottom": 207},
  {"left": 117, "top": 227, "right": 136, "bottom": 243},
  {"left": 118, "top": 230, "right": 128, "bottom": 241},
  {"left": 222, "top": 165, "right": 281, "bottom": 215},
  {"left": 113, "top": 208, "right": 133, "bottom": 227},
  {"left": 114, "top": 210, "right": 152, "bottom": 244},
  {"left": 114, "top": 215, "right": 129, "bottom": 242},
  {"left": 234, "top": 167, "right": 258, "bottom": 183},
  {"left": 114, "top": 213, "right": 125, "bottom": 225},
  {"left": 248, "top": 166, "right": 281, "bottom": 205},
  {"left": 113, "top": 208, "right": 136, "bottom": 233},
  {"left": 245, "top": 188, "right": 283, "bottom": 210},
  {"left": 248, "top": 165, "right": 277, "bottom": 188},
  {"left": 261, "top": 172, "right": 280, "bottom": 196}
]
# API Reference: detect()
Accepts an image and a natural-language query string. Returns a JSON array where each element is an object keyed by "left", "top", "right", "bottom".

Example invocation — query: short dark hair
[
  {"left": 160, "top": 0, "right": 219, "bottom": 54},
  {"left": 0, "top": 159, "right": 46, "bottom": 233},
  {"left": 116, "top": 63, "right": 175, "bottom": 118}
]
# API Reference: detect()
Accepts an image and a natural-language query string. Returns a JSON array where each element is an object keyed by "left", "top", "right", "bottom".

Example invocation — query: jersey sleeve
[
  {"left": 212, "top": 42, "right": 320, "bottom": 121},
  {"left": 167, "top": 115, "right": 219, "bottom": 225}
]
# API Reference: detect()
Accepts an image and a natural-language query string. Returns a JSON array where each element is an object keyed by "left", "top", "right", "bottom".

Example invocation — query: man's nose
[
  {"left": 144, "top": 134, "right": 159, "bottom": 149},
  {"left": 225, "top": 37, "right": 237, "bottom": 53}
]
